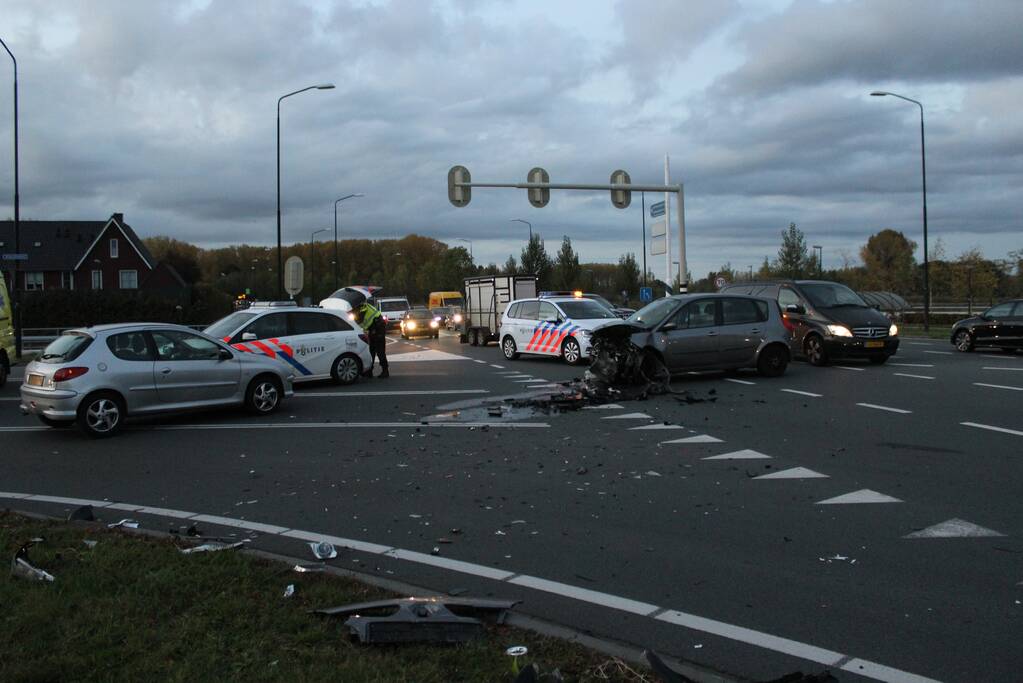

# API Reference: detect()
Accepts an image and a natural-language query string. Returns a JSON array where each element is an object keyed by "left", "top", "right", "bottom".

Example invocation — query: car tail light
[
  {"left": 781, "top": 314, "right": 797, "bottom": 333},
  {"left": 53, "top": 367, "right": 89, "bottom": 382},
  {"left": 358, "top": 333, "right": 369, "bottom": 344}
]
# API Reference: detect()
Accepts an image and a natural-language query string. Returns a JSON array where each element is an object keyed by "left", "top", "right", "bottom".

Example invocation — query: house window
[
  {"left": 92, "top": 270, "right": 103, "bottom": 290},
  {"left": 119, "top": 270, "right": 138, "bottom": 290},
  {"left": 61, "top": 271, "right": 74, "bottom": 290},
  {"left": 110, "top": 238, "right": 119, "bottom": 258},
  {"left": 25, "top": 272, "right": 44, "bottom": 291}
]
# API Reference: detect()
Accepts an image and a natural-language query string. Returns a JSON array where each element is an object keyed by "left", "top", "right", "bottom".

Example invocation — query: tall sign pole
[
  {"left": 1, "top": 37, "right": 20, "bottom": 357},
  {"left": 664, "top": 155, "right": 671, "bottom": 289}
]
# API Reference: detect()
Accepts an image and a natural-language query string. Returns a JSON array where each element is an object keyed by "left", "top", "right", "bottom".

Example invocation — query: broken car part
[
  {"left": 309, "top": 541, "right": 338, "bottom": 560},
  {"left": 107, "top": 519, "right": 140, "bottom": 529},
  {"left": 66, "top": 504, "right": 95, "bottom": 522},
  {"left": 179, "top": 540, "right": 247, "bottom": 554},
  {"left": 11, "top": 539, "right": 55, "bottom": 582}
]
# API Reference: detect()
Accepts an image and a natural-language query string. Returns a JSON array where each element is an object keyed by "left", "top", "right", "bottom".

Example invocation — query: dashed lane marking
[
  {"left": 0, "top": 491, "right": 941, "bottom": 683},
  {"left": 923, "top": 350, "right": 954, "bottom": 356},
  {"left": 780, "top": 389, "right": 822, "bottom": 397},
  {"left": 513, "top": 379, "right": 549, "bottom": 383},
  {"left": 906, "top": 341, "right": 933, "bottom": 346},
  {"left": 627, "top": 423, "right": 686, "bottom": 431},
  {"left": 889, "top": 363, "right": 934, "bottom": 367},
  {"left": 297, "top": 390, "right": 489, "bottom": 397},
  {"left": 973, "top": 382, "right": 1023, "bottom": 392},
  {"left": 582, "top": 404, "right": 624, "bottom": 410},
  {"left": 981, "top": 366, "right": 1023, "bottom": 372},
  {"left": 724, "top": 378, "right": 755, "bottom": 385},
  {"left": 961, "top": 421, "right": 1023, "bottom": 437},
  {"left": 856, "top": 403, "right": 912, "bottom": 414},
  {"left": 815, "top": 489, "right": 902, "bottom": 505},
  {"left": 490, "top": 364, "right": 505, "bottom": 369},
  {"left": 601, "top": 412, "right": 653, "bottom": 420},
  {"left": 473, "top": 359, "right": 488, "bottom": 364},
  {"left": 834, "top": 365, "right": 864, "bottom": 372},
  {"left": 893, "top": 373, "right": 934, "bottom": 380}
]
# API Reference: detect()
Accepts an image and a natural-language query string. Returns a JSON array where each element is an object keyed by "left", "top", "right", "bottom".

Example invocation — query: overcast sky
[{"left": 0, "top": 0, "right": 1020, "bottom": 281}]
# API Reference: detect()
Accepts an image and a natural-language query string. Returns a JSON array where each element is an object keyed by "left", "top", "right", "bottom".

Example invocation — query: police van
[
  {"left": 204, "top": 302, "right": 372, "bottom": 385},
  {"left": 498, "top": 293, "right": 620, "bottom": 364}
]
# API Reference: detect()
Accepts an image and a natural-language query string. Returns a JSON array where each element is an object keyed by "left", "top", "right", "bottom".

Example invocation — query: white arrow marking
[
  {"left": 754, "top": 467, "right": 828, "bottom": 480},
  {"left": 904, "top": 518, "right": 1005, "bottom": 538},
  {"left": 628, "top": 423, "right": 686, "bottom": 431},
  {"left": 815, "top": 489, "right": 903, "bottom": 505},
  {"left": 601, "top": 412, "right": 653, "bottom": 420},
  {"left": 703, "top": 449, "right": 771, "bottom": 460},
  {"left": 661, "top": 434, "right": 723, "bottom": 444}
]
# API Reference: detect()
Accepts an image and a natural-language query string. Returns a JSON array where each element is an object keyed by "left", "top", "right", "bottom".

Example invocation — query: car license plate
[
  {"left": 27, "top": 373, "right": 44, "bottom": 386},
  {"left": 865, "top": 340, "right": 884, "bottom": 348}
]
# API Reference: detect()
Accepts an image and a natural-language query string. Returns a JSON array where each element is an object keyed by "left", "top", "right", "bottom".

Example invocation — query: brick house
[{"left": 0, "top": 213, "right": 186, "bottom": 295}]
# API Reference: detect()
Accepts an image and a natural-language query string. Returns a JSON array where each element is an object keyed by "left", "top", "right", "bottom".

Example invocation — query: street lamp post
[
  {"left": 1, "top": 37, "right": 21, "bottom": 358},
  {"left": 510, "top": 218, "right": 532, "bottom": 241},
  {"left": 310, "top": 228, "right": 327, "bottom": 300},
  {"left": 333, "top": 193, "right": 363, "bottom": 290},
  {"left": 277, "top": 83, "right": 334, "bottom": 299},
  {"left": 871, "top": 90, "right": 930, "bottom": 331},
  {"left": 812, "top": 245, "right": 823, "bottom": 277},
  {"left": 456, "top": 238, "right": 473, "bottom": 263}
]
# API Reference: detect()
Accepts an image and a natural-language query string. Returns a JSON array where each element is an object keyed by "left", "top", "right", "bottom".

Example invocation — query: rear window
[
  {"left": 558, "top": 300, "right": 617, "bottom": 319},
  {"left": 722, "top": 298, "right": 768, "bottom": 325},
  {"left": 289, "top": 312, "right": 337, "bottom": 335},
  {"left": 204, "top": 312, "right": 257, "bottom": 339},
  {"left": 379, "top": 300, "right": 410, "bottom": 313},
  {"left": 39, "top": 333, "right": 93, "bottom": 363}
]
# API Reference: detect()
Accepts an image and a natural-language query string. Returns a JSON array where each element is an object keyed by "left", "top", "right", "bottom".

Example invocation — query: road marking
[
  {"left": 0, "top": 490, "right": 941, "bottom": 683},
  {"left": 979, "top": 354, "right": 1018, "bottom": 360},
  {"left": 893, "top": 373, "right": 934, "bottom": 380},
  {"left": 961, "top": 421, "right": 1023, "bottom": 437},
  {"left": 490, "top": 364, "right": 505, "bottom": 369},
  {"left": 628, "top": 423, "right": 685, "bottom": 431},
  {"left": 974, "top": 382, "right": 1023, "bottom": 392},
  {"left": 387, "top": 350, "right": 471, "bottom": 362},
  {"left": 889, "top": 363, "right": 933, "bottom": 367},
  {"left": 904, "top": 518, "right": 1005, "bottom": 539},
  {"left": 27, "top": 494, "right": 114, "bottom": 507},
  {"left": 834, "top": 365, "right": 864, "bottom": 371},
  {"left": 907, "top": 341, "right": 933, "bottom": 346},
  {"left": 582, "top": 404, "right": 624, "bottom": 410},
  {"left": 297, "top": 389, "right": 490, "bottom": 397},
  {"left": 753, "top": 467, "right": 828, "bottom": 480},
  {"left": 513, "top": 378, "right": 549, "bottom": 383},
  {"left": 981, "top": 366, "right": 1023, "bottom": 372},
  {"left": 923, "top": 350, "right": 954, "bottom": 356},
  {"left": 723, "top": 378, "right": 755, "bottom": 385},
  {"left": 139, "top": 506, "right": 198, "bottom": 519},
  {"left": 190, "top": 514, "right": 289, "bottom": 534},
  {"left": 815, "top": 489, "right": 902, "bottom": 505},
  {"left": 601, "top": 412, "right": 652, "bottom": 420},
  {"left": 661, "top": 434, "right": 723, "bottom": 444},
  {"left": 473, "top": 359, "right": 488, "bottom": 364},
  {"left": 780, "top": 389, "right": 822, "bottom": 397},
  {"left": 703, "top": 449, "right": 771, "bottom": 460},
  {"left": 498, "top": 371, "right": 523, "bottom": 375},
  {"left": 508, "top": 575, "right": 660, "bottom": 616},
  {"left": 856, "top": 403, "right": 911, "bottom": 414}
]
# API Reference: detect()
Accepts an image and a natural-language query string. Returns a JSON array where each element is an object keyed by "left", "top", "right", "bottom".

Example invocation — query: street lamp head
[
  {"left": 870, "top": 91, "right": 888, "bottom": 97},
  {"left": 316, "top": 84, "right": 336, "bottom": 90}
]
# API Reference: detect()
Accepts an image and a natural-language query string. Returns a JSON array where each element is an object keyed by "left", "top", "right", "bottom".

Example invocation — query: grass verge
[
  {"left": 898, "top": 325, "right": 952, "bottom": 340},
  {"left": 1, "top": 512, "right": 648, "bottom": 682}
]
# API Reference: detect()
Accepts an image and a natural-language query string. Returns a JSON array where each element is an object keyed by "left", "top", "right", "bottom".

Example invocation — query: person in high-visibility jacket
[{"left": 355, "top": 302, "right": 389, "bottom": 378}]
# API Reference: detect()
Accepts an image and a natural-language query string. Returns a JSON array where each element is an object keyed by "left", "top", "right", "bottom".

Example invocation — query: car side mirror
[
  {"left": 242, "top": 332, "right": 257, "bottom": 341},
  {"left": 785, "top": 304, "right": 806, "bottom": 315},
  {"left": 218, "top": 348, "right": 233, "bottom": 361},
  {"left": 660, "top": 322, "right": 678, "bottom": 332}
]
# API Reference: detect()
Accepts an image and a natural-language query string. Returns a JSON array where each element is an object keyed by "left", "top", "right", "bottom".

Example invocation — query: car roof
[
  {"left": 247, "top": 307, "right": 342, "bottom": 315},
  {"left": 73, "top": 322, "right": 203, "bottom": 335}
]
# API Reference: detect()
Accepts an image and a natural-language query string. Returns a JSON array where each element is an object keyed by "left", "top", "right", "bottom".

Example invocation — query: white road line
[
  {"left": 889, "top": 363, "right": 934, "bottom": 368},
  {"left": 907, "top": 341, "right": 933, "bottom": 346},
  {"left": 856, "top": 403, "right": 912, "bottom": 414},
  {"left": 923, "top": 350, "right": 954, "bottom": 356},
  {"left": 974, "top": 382, "right": 1023, "bottom": 392},
  {"left": 780, "top": 389, "right": 822, "bottom": 397},
  {"left": 490, "top": 364, "right": 505, "bottom": 369},
  {"left": 961, "top": 421, "right": 1023, "bottom": 437},
  {"left": 893, "top": 373, "right": 934, "bottom": 380},
  {"left": 982, "top": 366, "right": 1023, "bottom": 372},
  {"left": 979, "top": 354, "right": 1018, "bottom": 360},
  {"left": 190, "top": 514, "right": 289, "bottom": 534},
  {"left": 724, "top": 378, "right": 755, "bottom": 385},
  {"left": 296, "top": 390, "right": 489, "bottom": 397},
  {"left": 473, "top": 359, "right": 488, "bottom": 364},
  {"left": 0, "top": 490, "right": 940, "bottom": 683},
  {"left": 834, "top": 365, "right": 864, "bottom": 372}
]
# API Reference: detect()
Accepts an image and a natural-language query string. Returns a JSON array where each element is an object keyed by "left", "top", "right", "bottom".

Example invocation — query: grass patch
[
  {"left": 898, "top": 324, "right": 952, "bottom": 340},
  {"left": 0, "top": 512, "right": 647, "bottom": 682}
]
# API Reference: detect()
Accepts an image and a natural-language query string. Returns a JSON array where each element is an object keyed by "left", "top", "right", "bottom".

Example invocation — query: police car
[
  {"left": 498, "top": 293, "right": 620, "bottom": 364},
  {"left": 204, "top": 302, "right": 372, "bottom": 384}
]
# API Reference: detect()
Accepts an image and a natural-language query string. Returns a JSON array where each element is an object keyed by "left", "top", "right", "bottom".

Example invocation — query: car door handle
[
  {"left": 160, "top": 367, "right": 172, "bottom": 375},
  {"left": 750, "top": 328, "right": 761, "bottom": 334}
]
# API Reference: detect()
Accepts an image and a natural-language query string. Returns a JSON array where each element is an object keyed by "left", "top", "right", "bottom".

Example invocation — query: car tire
[
  {"left": 245, "top": 375, "right": 283, "bottom": 415},
  {"left": 502, "top": 336, "right": 519, "bottom": 360},
  {"left": 331, "top": 354, "right": 362, "bottom": 385},
  {"left": 561, "top": 337, "right": 583, "bottom": 365},
  {"left": 77, "top": 391, "right": 125, "bottom": 438},
  {"left": 953, "top": 329, "right": 974, "bottom": 352},
  {"left": 868, "top": 355, "right": 889, "bottom": 365},
  {"left": 470, "top": 330, "right": 479, "bottom": 346},
  {"left": 39, "top": 415, "right": 74, "bottom": 428},
  {"left": 757, "top": 345, "right": 788, "bottom": 377},
  {"left": 804, "top": 334, "right": 829, "bottom": 366}
]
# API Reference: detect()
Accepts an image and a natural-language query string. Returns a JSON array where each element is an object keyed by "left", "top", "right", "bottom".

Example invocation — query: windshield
[
  {"left": 39, "top": 332, "right": 93, "bottom": 363},
  {"left": 204, "top": 312, "right": 257, "bottom": 339},
  {"left": 443, "top": 296, "right": 464, "bottom": 308},
  {"left": 558, "top": 300, "right": 618, "bottom": 319},
  {"left": 380, "top": 300, "right": 410, "bottom": 312},
  {"left": 585, "top": 294, "right": 615, "bottom": 310},
  {"left": 407, "top": 309, "right": 434, "bottom": 319},
  {"left": 627, "top": 298, "right": 679, "bottom": 329},
  {"left": 800, "top": 283, "right": 867, "bottom": 308}
]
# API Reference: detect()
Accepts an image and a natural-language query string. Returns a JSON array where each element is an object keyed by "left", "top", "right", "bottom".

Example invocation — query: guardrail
[{"left": 21, "top": 325, "right": 209, "bottom": 351}]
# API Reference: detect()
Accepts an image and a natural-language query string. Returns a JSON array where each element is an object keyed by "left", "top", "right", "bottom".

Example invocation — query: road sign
[
  {"left": 1, "top": 253, "right": 28, "bottom": 261},
  {"left": 447, "top": 165, "right": 471, "bottom": 207},
  {"left": 640, "top": 287, "right": 653, "bottom": 302},
  {"left": 527, "top": 167, "right": 550, "bottom": 207},
  {"left": 715, "top": 276, "right": 727, "bottom": 290},
  {"left": 650, "top": 235, "right": 666, "bottom": 256},
  {"left": 610, "top": 169, "right": 631, "bottom": 208},
  {"left": 649, "top": 201, "right": 665, "bottom": 218},
  {"left": 284, "top": 256, "right": 304, "bottom": 296},
  {"left": 649, "top": 218, "right": 665, "bottom": 238}
]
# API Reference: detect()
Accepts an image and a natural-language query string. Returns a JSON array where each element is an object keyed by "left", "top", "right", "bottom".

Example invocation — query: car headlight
[
  {"left": 889, "top": 323, "right": 898, "bottom": 336},
  {"left": 826, "top": 324, "right": 853, "bottom": 337},
  {"left": 430, "top": 321, "right": 439, "bottom": 328},
  {"left": 408, "top": 321, "right": 417, "bottom": 329},
  {"left": 453, "top": 314, "right": 463, "bottom": 323}
]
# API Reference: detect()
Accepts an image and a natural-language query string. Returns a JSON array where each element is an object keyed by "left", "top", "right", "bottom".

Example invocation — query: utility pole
[{"left": 1, "top": 37, "right": 21, "bottom": 358}]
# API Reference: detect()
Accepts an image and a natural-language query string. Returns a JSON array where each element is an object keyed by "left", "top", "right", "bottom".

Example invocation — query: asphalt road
[{"left": 1, "top": 332, "right": 1021, "bottom": 682}]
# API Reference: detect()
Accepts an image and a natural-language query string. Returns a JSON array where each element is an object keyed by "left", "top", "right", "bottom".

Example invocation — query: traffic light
[
  {"left": 448, "top": 165, "right": 471, "bottom": 207},
  {"left": 610, "top": 169, "right": 631, "bottom": 209},
  {"left": 527, "top": 167, "right": 550, "bottom": 208}
]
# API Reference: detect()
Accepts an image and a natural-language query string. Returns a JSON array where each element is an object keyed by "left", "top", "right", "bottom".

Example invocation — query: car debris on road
[
  {"left": 309, "top": 541, "right": 338, "bottom": 560},
  {"left": 107, "top": 518, "right": 140, "bottom": 529},
  {"left": 11, "top": 538, "right": 56, "bottom": 582},
  {"left": 179, "top": 540, "right": 248, "bottom": 554}
]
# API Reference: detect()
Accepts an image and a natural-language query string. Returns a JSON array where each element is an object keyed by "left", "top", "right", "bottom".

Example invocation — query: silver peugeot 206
[{"left": 20, "top": 323, "right": 294, "bottom": 437}]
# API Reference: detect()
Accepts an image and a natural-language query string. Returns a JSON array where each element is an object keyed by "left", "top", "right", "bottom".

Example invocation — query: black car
[
  {"left": 720, "top": 280, "right": 899, "bottom": 365},
  {"left": 400, "top": 308, "right": 440, "bottom": 339},
  {"left": 950, "top": 300, "right": 1023, "bottom": 353}
]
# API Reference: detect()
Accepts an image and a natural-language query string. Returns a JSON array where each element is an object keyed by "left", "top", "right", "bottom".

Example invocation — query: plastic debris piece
[
  {"left": 309, "top": 541, "right": 338, "bottom": 560},
  {"left": 179, "top": 541, "right": 247, "bottom": 554},
  {"left": 107, "top": 519, "right": 140, "bottom": 529},
  {"left": 294, "top": 563, "right": 327, "bottom": 573},
  {"left": 67, "top": 504, "right": 95, "bottom": 522},
  {"left": 283, "top": 584, "right": 295, "bottom": 598},
  {"left": 431, "top": 547, "right": 441, "bottom": 555},
  {"left": 314, "top": 597, "right": 518, "bottom": 644},
  {"left": 82, "top": 540, "right": 98, "bottom": 549},
  {"left": 11, "top": 540, "right": 55, "bottom": 582}
]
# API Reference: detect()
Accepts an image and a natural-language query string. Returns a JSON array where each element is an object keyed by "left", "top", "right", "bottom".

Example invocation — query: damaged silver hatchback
[{"left": 596, "top": 294, "right": 793, "bottom": 379}]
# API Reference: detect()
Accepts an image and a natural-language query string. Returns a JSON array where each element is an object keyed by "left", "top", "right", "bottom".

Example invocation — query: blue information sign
[
  {"left": 649, "top": 201, "right": 665, "bottom": 218},
  {"left": 639, "top": 286, "right": 653, "bottom": 302}
]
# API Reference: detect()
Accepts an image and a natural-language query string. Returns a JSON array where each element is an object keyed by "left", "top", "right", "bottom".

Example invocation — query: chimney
[{"left": 112, "top": 213, "right": 124, "bottom": 225}]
